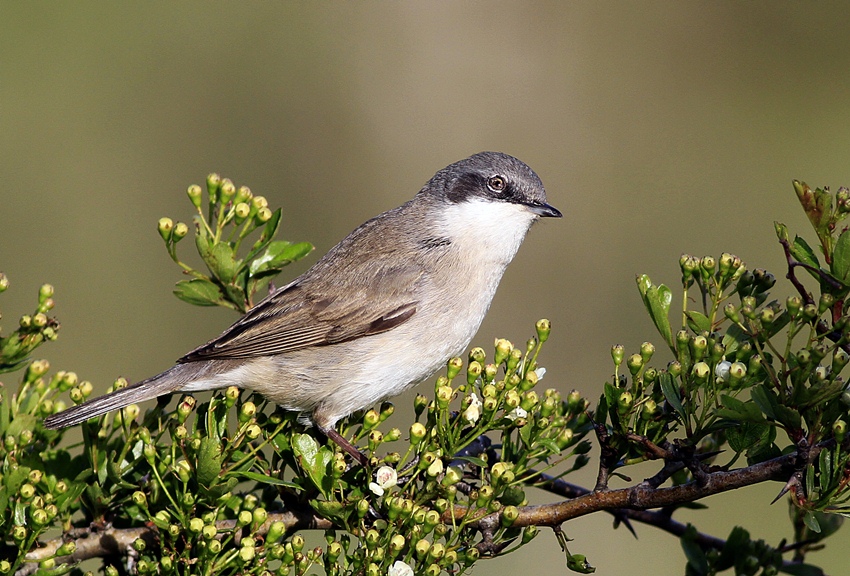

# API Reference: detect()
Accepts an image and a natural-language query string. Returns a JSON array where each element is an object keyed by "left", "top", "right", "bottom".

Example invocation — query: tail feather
[{"left": 44, "top": 368, "right": 187, "bottom": 429}]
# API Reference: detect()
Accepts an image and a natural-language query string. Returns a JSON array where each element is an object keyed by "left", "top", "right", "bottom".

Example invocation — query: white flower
[
  {"left": 715, "top": 360, "right": 731, "bottom": 382},
  {"left": 462, "top": 393, "right": 482, "bottom": 424},
  {"left": 506, "top": 406, "right": 527, "bottom": 421},
  {"left": 534, "top": 367, "right": 546, "bottom": 380},
  {"left": 368, "top": 465, "right": 397, "bottom": 497},
  {"left": 388, "top": 561, "right": 414, "bottom": 576}
]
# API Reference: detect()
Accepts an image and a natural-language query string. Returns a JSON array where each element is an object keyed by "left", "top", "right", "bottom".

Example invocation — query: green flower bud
[
  {"left": 690, "top": 335, "right": 708, "bottom": 361},
  {"left": 536, "top": 318, "right": 552, "bottom": 343},
  {"left": 31, "top": 508, "right": 49, "bottom": 526},
  {"left": 520, "top": 369, "right": 538, "bottom": 391},
  {"left": 19, "top": 483, "right": 35, "bottom": 499},
  {"left": 626, "top": 354, "right": 643, "bottom": 376},
  {"left": 189, "top": 517, "right": 204, "bottom": 533},
  {"left": 507, "top": 348, "right": 523, "bottom": 373},
  {"left": 238, "top": 401, "right": 257, "bottom": 423},
  {"left": 692, "top": 361, "right": 711, "bottom": 382},
  {"left": 446, "top": 357, "right": 463, "bottom": 381},
  {"left": 415, "top": 539, "right": 431, "bottom": 559},
  {"left": 494, "top": 338, "right": 513, "bottom": 365},
  {"left": 206, "top": 173, "right": 222, "bottom": 198},
  {"left": 618, "top": 391, "right": 633, "bottom": 412},
  {"left": 803, "top": 303, "right": 818, "bottom": 320},
  {"left": 834, "top": 419, "right": 847, "bottom": 442},
  {"left": 786, "top": 296, "right": 802, "bottom": 317},
  {"left": 234, "top": 202, "right": 251, "bottom": 223},
  {"left": 469, "top": 347, "right": 486, "bottom": 364},
  {"left": 427, "top": 457, "right": 444, "bottom": 477},
  {"left": 219, "top": 179, "right": 236, "bottom": 204},
  {"left": 255, "top": 206, "right": 272, "bottom": 223},
  {"left": 501, "top": 505, "right": 519, "bottom": 527},
  {"left": 797, "top": 350, "right": 812, "bottom": 366},
  {"left": 753, "top": 268, "right": 775, "bottom": 292},
  {"left": 239, "top": 546, "right": 255, "bottom": 562},
  {"left": 410, "top": 422, "right": 427, "bottom": 443},
  {"left": 0, "top": 273, "right": 8, "bottom": 293},
  {"left": 237, "top": 509, "right": 253, "bottom": 527},
  {"left": 556, "top": 427, "right": 575, "bottom": 450},
  {"left": 414, "top": 393, "right": 429, "bottom": 417},
  {"left": 132, "top": 491, "right": 147, "bottom": 506},
  {"left": 520, "top": 390, "right": 539, "bottom": 411},
  {"left": 187, "top": 184, "right": 203, "bottom": 208},
  {"left": 436, "top": 385, "right": 453, "bottom": 408},
  {"left": 522, "top": 525, "right": 539, "bottom": 544},
  {"left": 700, "top": 255, "right": 716, "bottom": 274},
  {"left": 640, "top": 341, "right": 655, "bottom": 364},
  {"left": 668, "top": 361, "right": 682, "bottom": 378},
  {"left": 611, "top": 344, "right": 625, "bottom": 368},
  {"left": 641, "top": 399, "right": 657, "bottom": 419},
  {"left": 483, "top": 363, "right": 498, "bottom": 382},
  {"left": 819, "top": 293, "right": 835, "bottom": 314},
  {"left": 55, "top": 541, "right": 76, "bottom": 557},
  {"left": 428, "top": 542, "right": 445, "bottom": 561},
  {"left": 729, "top": 362, "right": 747, "bottom": 386},
  {"left": 172, "top": 221, "right": 189, "bottom": 240},
  {"left": 202, "top": 524, "right": 217, "bottom": 540},
  {"left": 724, "top": 302, "right": 741, "bottom": 323},
  {"left": 467, "top": 361, "right": 482, "bottom": 385},
  {"left": 157, "top": 217, "right": 174, "bottom": 242}
]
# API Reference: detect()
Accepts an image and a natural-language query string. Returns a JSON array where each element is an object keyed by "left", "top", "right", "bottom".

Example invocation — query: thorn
[{"left": 771, "top": 473, "right": 800, "bottom": 505}]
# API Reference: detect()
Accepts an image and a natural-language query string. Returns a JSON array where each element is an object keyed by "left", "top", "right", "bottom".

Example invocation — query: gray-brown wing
[{"left": 177, "top": 263, "right": 422, "bottom": 362}]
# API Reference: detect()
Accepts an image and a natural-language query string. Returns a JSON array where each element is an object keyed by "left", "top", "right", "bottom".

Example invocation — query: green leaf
[
  {"left": 659, "top": 373, "right": 686, "bottom": 423},
  {"left": 173, "top": 279, "right": 224, "bottom": 307},
  {"left": 684, "top": 311, "right": 711, "bottom": 333},
  {"left": 207, "top": 242, "right": 239, "bottom": 283},
  {"left": 292, "top": 433, "right": 334, "bottom": 498},
  {"left": 680, "top": 525, "right": 709, "bottom": 575},
  {"left": 832, "top": 229, "right": 850, "bottom": 284},
  {"left": 726, "top": 421, "right": 770, "bottom": 453},
  {"left": 716, "top": 526, "right": 750, "bottom": 570},
  {"left": 229, "top": 470, "right": 299, "bottom": 489},
  {"left": 636, "top": 275, "right": 674, "bottom": 349},
  {"left": 196, "top": 437, "right": 224, "bottom": 488},
  {"left": 721, "top": 323, "right": 747, "bottom": 356},
  {"left": 250, "top": 241, "right": 313, "bottom": 274},
  {"left": 803, "top": 511, "right": 821, "bottom": 533},
  {"left": 780, "top": 563, "right": 827, "bottom": 576},
  {"left": 790, "top": 235, "right": 820, "bottom": 269}
]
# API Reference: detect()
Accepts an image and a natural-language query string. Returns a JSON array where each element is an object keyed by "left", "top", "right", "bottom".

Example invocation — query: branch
[
  {"left": 448, "top": 448, "right": 797, "bottom": 529},
  {"left": 19, "top": 510, "right": 332, "bottom": 575}
]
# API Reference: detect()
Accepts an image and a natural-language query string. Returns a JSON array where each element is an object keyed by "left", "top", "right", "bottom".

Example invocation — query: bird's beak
[{"left": 528, "top": 202, "right": 562, "bottom": 218}]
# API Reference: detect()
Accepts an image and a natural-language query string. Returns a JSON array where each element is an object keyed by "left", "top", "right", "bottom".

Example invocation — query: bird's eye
[{"left": 487, "top": 175, "right": 506, "bottom": 192}]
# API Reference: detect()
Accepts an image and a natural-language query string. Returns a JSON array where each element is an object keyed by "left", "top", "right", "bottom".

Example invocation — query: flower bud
[
  {"left": 467, "top": 361, "right": 482, "bottom": 385},
  {"left": 187, "top": 184, "right": 203, "bottom": 208},
  {"left": 690, "top": 335, "right": 708, "bottom": 361},
  {"left": 786, "top": 296, "right": 802, "bottom": 317},
  {"left": 172, "top": 221, "right": 189, "bottom": 241},
  {"left": 494, "top": 338, "right": 513, "bottom": 365},
  {"left": 819, "top": 293, "right": 835, "bottom": 314},
  {"left": 626, "top": 354, "right": 643, "bottom": 376},
  {"left": 436, "top": 386, "right": 453, "bottom": 408},
  {"left": 692, "top": 362, "right": 711, "bottom": 383},
  {"left": 611, "top": 344, "right": 625, "bottom": 368},
  {"left": 414, "top": 393, "right": 429, "bottom": 416},
  {"left": 834, "top": 419, "right": 847, "bottom": 443},
  {"left": 410, "top": 422, "right": 427, "bottom": 444},
  {"left": 668, "top": 361, "right": 682, "bottom": 378},
  {"left": 536, "top": 318, "right": 552, "bottom": 343},
  {"left": 507, "top": 348, "right": 523, "bottom": 373},
  {"left": 255, "top": 207, "right": 272, "bottom": 223},
  {"left": 520, "top": 369, "right": 538, "bottom": 391},
  {"left": 238, "top": 401, "right": 257, "bottom": 423},
  {"left": 157, "top": 217, "right": 174, "bottom": 242},
  {"left": 724, "top": 303, "right": 741, "bottom": 324},
  {"left": 701, "top": 255, "right": 716, "bottom": 274}
]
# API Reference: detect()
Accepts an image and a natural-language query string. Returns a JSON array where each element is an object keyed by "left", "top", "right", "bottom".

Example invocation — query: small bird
[{"left": 44, "top": 152, "right": 561, "bottom": 463}]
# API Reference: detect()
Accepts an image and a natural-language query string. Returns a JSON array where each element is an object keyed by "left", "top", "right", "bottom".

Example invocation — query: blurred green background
[{"left": 3, "top": 2, "right": 850, "bottom": 574}]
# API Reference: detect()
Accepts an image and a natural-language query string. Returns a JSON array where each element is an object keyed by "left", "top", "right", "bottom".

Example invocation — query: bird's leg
[{"left": 320, "top": 425, "right": 369, "bottom": 467}]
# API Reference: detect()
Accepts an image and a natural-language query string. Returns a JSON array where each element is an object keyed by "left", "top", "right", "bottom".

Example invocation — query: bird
[{"left": 44, "top": 151, "right": 561, "bottom": 464}]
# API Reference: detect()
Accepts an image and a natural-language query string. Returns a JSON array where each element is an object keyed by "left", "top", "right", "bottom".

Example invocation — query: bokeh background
[{"left": 3, "top": 3, "right": 850, "bottom": 574}]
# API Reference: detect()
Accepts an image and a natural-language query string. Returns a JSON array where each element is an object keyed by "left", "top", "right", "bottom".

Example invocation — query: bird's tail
[{"left": 43, "top": 364, "right": 194, "bottom": 429}]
